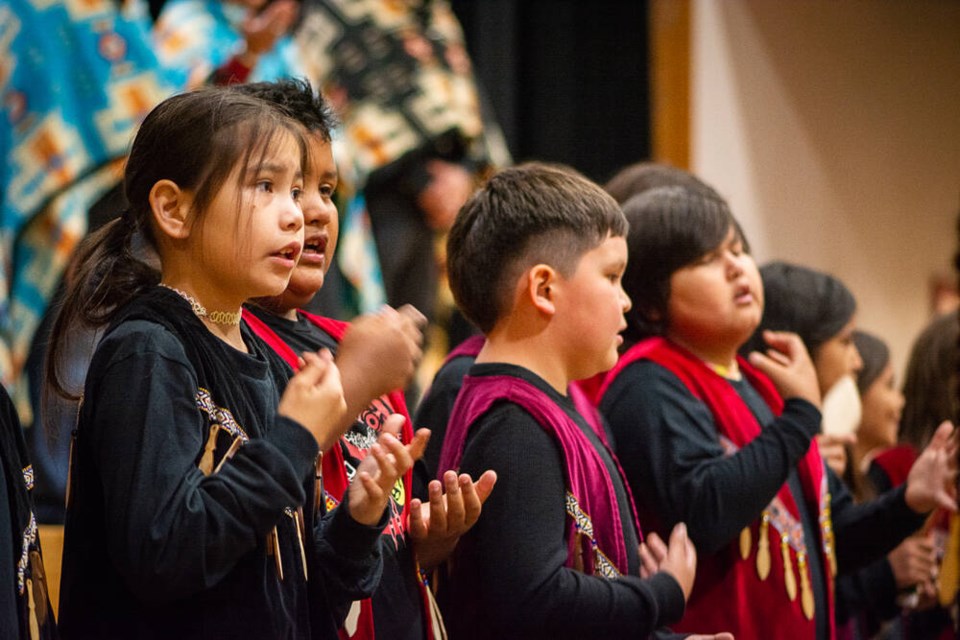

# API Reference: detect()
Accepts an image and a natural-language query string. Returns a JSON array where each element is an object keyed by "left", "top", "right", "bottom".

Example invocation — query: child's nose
[
  {"left": 282, "top": 197, "right": 304, "bottom": 232},
  {"left": 725, "top": 253, "right": 744, "bottom": 278},
  {"left": 620, "top": 286, "right": 632, "bottom": 313},
  {"left": 850, "top": 344, "right": 863, "bottom": 373},
  {"left": 306, "top": 199, "right": 336, "bottom": 227}
]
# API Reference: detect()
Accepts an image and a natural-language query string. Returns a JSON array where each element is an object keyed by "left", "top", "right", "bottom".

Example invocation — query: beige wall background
[{"left": 689, "top": 0, "right": 960, "bottom": 376}]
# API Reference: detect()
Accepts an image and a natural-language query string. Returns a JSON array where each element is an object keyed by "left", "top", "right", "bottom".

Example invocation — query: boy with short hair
[
  {"left": 437, "top": 164, "right": 720, "bottom": 639},
  {"left": 237, "top": 78, "right": 496, "bottom": 640}
]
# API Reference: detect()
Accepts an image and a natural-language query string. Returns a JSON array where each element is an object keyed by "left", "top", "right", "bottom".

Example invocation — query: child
[
  {"left": 46, "top": 88, "right": 426, "bottom": 639},
  {"left": 1, "top": 384, "right": 56, "bottom": 639},
  {"left": 596, "top": 185, "right": 956, "bottom": 640},
  {"left": 412, "top": 161, "right": 715, "bottom": 491},
  {"left": 236, "top": 78, "right": 496, "bottom": 640},
  {"left": 901, "top": 310, "right": 959, "bottom": 453},
  {"left": 436, "top": 164, "right": 718, "bottom": 639},
  {"left": 603, "top": 161, "right": 719, "bottom": 205},
  {"left": 832, "top": 331, "right": 941, "bottom": 639},
  {"left": 850, "top": 331, "right": 907, "bottom": 495},
  {"left": 742, "top": 261, "right": 863, "bottom": 476}
]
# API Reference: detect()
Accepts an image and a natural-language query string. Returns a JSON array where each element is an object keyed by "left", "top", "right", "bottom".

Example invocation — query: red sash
[
  {"left": 598, "top": 337, "right": 836, "bottom": 639},
  {"left": 244, "top": 309, "right": 435, "bottom": 640}
]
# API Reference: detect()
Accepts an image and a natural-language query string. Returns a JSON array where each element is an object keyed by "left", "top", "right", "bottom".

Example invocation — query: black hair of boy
[
  {"left": 604, "top": 161, "right": 720, "bottom": 205},
  {"left": 233, "top": 78, "right": 338, "bottom": 140},
  {"left": 620, "top": 185, "right": 746, "bottom": 343},
  {"left": 447, "top": 163, "right": 627, "bottom": 334}
]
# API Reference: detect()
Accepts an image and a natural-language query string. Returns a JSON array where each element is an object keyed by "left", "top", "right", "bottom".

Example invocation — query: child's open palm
[
  {"left": 348, "top": 416, "right": 431, "bottom": 526},
  {"left": 905, "top": 421, "right": 958, "bottom": 514},
  {"left": 409, "top": 468, "right": 498, "bottom": 571}
]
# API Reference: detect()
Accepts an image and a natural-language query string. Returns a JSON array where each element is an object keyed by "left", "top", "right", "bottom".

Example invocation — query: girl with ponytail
[{"left": 48, "top": 87, "right": 425, "bottom": 639}]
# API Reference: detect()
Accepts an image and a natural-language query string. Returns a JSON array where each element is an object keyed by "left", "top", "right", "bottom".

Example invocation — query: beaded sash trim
[
  {"left": 565, "top": 491, "right": 621, "bottom": 579},
  {"left": 719, "top": 435, "right": 833, "bottom": 620},
  {"left": 16, "top": 514, "right": 37, "bottom": 595}
]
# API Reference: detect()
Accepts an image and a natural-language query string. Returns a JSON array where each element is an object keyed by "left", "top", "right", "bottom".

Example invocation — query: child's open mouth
[{"left": 300, "top": 235, "right": 328, "bottom": 266}]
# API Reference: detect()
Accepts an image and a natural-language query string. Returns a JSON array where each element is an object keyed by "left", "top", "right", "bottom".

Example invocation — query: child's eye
[
  {"left": 698, "top": 252, "right": 719, "bottom": 265},
  {"left": 292, "top": 186, "right": 303, "bottom": 202},
  {"left": 319, "top": 184, "right": 335, "bottom": 198},
  {"left": 256, "top": 180, "right": 274, "bottom": 193}
]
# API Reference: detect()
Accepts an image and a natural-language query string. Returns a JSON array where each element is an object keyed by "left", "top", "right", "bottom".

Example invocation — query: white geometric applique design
[{"left": 195, "top": 388, "right": 249, "bottom": 442}]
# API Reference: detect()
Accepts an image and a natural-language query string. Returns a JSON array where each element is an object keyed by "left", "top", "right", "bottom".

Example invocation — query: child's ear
[
  {"left": 527, "top": 264, "right": 558, "bottom": 316},
  {"left": 150, "top": 179, "right": 193, "bottom": 240}
]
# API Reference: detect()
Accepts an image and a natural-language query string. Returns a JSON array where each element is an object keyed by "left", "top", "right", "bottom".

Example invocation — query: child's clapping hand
[
  {"left": 747, "top": 330, "right": 821, "bottom": 408},
  {"left": 279, "top": 349, "right": 347, "bottom": 451},
  {"left": 348, "top": 416, "right": 431, "bottom": 526},
  {"left": 338, "top": 304, "right": 426, "bottom": 417},
  {"left": 638, "top": 522, "right": 697, "bottom": 602}
]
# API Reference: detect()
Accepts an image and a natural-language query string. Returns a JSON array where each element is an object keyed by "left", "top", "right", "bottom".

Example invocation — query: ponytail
[{"left": 44, "top": 213, "right": 159, "bottom": 401}]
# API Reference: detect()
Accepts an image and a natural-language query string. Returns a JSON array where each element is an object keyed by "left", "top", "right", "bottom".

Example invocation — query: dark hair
[
  {"left": 900, "top": 311, "right": 959, "bottom": 450},
  {"left": 620, "top": 185, "right": 746, "bottom": 342},
  {"left": 741, "top": 261, "right": 856, "bottom": 358},
  {"left": 604, "top": 161, "right": 720, "bottom": 205},
  {"left": 232, "top": 78, "right": 338, "bottom": 140},
  {"left": 852, "top": 330, "right": 890, "bottom": 396},
  {"left": 45, "top": 88, "right": 306, "bottom": 399},
  {"left": 447, "top": 163, "right": 627, "bottom": 333}
]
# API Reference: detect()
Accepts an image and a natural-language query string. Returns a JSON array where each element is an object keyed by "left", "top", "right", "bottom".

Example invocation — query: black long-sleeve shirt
[
  {"left": 412, "top": 352, "right": 474, "bottom": 497},
  {"left": 58, "top": 319, "right": 384, "bottom": 639},
  {"left": 440, "top": 363, "right": 685, "bottom": 639},
  {"left": 248, "top": 307, "right": 426, "bottom": 640},
  {"left": 601, "top": 360, "right": 926, "bottom": 640}
]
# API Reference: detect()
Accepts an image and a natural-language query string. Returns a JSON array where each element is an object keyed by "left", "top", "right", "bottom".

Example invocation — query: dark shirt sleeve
[
  {"left": 412, "top": 355, "right": 474, "bottom": 497},
  {"left": 829, "top": 468, "right": 927, "bottom": 575},
  {"left": 834, "top": 556, "right": 898, "bottom": 626},
  {"left": 0, "top": 443, "right": 17, "bottom": 637},
  {"left": 86, "top": 324, "right": 319, "bottom": 603},
  {"left": 600, "top": 361, "right": 821, "bottom": 554},
  {"left": 311, "top": 492, "right": 388, "bottom": 624},
  {"left": 450, "top": 403, "right": 685, "bottom": 638}
]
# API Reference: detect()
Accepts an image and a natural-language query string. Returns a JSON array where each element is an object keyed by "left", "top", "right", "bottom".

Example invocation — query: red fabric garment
[
  {"left": 871, "top": 445, "right": 918, "bottom": 489},
  {"left": 243, "top": 309, "right": 433, "bottom": 640},
  {"left": 598, "top": 337, "right": 836, "bottom": 639},
  {"left": 439, "top": 372, "right": 640, "bottom": 577}
]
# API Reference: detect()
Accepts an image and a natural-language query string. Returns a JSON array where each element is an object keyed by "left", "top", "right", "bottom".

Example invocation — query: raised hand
[
  {"left": 278, "top": 349, "right": 346, "bottom": 450},
  {"left": 747, "top": 330, "right": 821, "bottom": 407},
  {"left": 905, "top": 421, "right": 958, "bottom": 514},
  {"left": 347, "top": 415, "right": 430, "bottom": 526},
  {"left": 241, "top": 0, "right": 299, "bottom": 59},
  {"left": 337, "top": 305, "right": 426, "bottom": 431},
  {"left": 638, "top": 522, "right": 697, "bottom": 601},
  {"left": 409, "top": 469, "right": 498, "bottom": 571}
]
